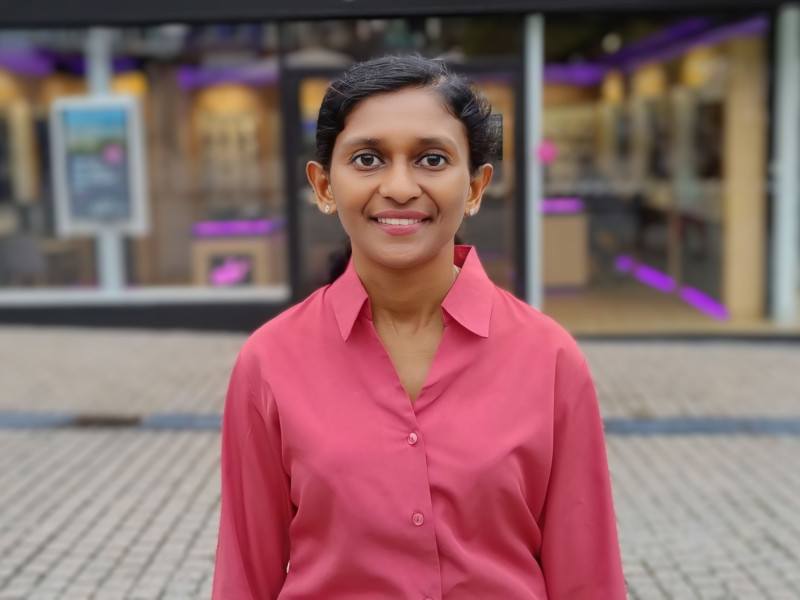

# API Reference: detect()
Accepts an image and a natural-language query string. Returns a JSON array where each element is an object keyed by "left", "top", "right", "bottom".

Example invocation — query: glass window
[
  {"left": 0, "top": 24, "right": 288, "bottom": 291},
  {"left": 542, "top": 14, "right": 769, "bottom": 331}
]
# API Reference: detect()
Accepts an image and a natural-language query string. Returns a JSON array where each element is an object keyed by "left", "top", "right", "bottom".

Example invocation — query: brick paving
[
  {"left": 0, "top": 431, "right": 797, "bottom": 599},
  {"left": 1, "top": 325, "right": 798, "bottom": 418},
  {"left": 0, "top": 431, "right": 220, "bottom": 600},
  {"left": 582, "top": 341, "right": 800, "bottom": 419},
  {"left": 0, "top": 327, "right": 243, "bottom": 416},
  {"left": 0, "top": 326, "right": 799, "bottom": 599}
]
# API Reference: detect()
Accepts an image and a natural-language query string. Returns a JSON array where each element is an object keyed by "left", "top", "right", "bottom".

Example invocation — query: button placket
[{"left": 402, "top": 421, "right": 439, "bottom": 597}]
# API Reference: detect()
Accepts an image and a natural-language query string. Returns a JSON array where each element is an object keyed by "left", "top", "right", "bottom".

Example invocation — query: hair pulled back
[{"left": 317, "top": 54, "right": 500, "bottom": 283}]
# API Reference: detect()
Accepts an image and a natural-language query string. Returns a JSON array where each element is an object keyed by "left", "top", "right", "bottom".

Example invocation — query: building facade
[{"left": 0, "top": 1, "right": 796, "bottom": 334}]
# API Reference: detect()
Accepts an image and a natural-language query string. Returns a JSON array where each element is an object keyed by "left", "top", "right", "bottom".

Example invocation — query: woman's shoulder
[
  {"left": 491, "top": 285, "right": 581, "bottom": 355},
  {"left": 236, "top": 284, "right": 331, "bottom": 359}
]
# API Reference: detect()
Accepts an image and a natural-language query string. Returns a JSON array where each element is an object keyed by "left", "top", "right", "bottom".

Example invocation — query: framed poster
[{"left": 50, "top": 95, "right": 149, "bottom": 236}]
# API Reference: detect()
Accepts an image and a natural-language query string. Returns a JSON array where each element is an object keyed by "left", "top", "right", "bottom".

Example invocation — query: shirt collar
[{"left": 328, "top": 244, "right": 494, "bottom": 341}]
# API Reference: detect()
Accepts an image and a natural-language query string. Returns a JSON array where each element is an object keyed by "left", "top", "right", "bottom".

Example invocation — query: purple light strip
[
  {"left": 615, "top": 255, "right": 635, "bottom": 273},
  {"left": 541, "top": 197, "right": 584, "bottom": 215},
  {"left": 192, "top": 218, "right": 285, "bottom": 238},
  {"left": 599, "top": 17, "right": 712, "bottom": 66},
  {"left": 545, "top": 15, "right": 769, "bottom": 87},
  {"left": 544, "top": 63, "right": 606, "bottom": 87},
  {"left": 37, "top": 51, "right": 139, "bottom": 75},
  {"left": 633, "top": 264, "right": 676, "bottom": 293},
  {"left": 622, "top": 15, "right": 769, "bottom": 74},
  {"left": 614, "top": 254, "right": 730, "bottom": 321},
  {"left": 680, "top": 286, "right": 731, "bottom": 321},
  {"left": 177, "top": 61, "right": 279, "bottom": 90},
  {"left": 0, "top": 49, "right": 53, "bottom": 77}
]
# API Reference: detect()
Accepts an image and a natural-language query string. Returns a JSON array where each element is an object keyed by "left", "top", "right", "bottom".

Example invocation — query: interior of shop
[
  {"left": 540, "top": 14, "right": 775, "bottom": 333},
  {"left": 0, "top": 15, "right": 792, "bottom": 334}
]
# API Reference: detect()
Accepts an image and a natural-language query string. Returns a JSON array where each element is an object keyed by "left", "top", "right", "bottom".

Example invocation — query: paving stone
[
  {"left": 1, "top": 326, "right": 798, "bottom": 419},
  {"left": 1, "top": 328, "right": 799, "bottom": 598}
]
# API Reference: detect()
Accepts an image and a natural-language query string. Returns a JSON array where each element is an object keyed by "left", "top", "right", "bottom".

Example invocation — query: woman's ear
[
  {"left": 465, "top": 163, "right": 494, "bottom": 216},
  {"left": 306, "top": 161, "right": 336, "bottom": 214}
]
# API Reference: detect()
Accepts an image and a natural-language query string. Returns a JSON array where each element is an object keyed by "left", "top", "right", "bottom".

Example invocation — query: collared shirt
[{"left": 212, "top": 244, "right": 626, "bottom": 600}]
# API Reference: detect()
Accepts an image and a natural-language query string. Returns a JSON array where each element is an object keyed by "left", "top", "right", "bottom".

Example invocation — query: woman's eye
[
  {"left": 352, "top": 153, "right": 381, "bottom": 168},
  {"left": 419, "top": 153, "right": 447, "bottom": 168}
]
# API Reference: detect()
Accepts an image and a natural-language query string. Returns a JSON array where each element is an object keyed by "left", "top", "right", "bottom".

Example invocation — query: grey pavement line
[{"left": 1, "top": 412, "right": 800, "bottom": 435}]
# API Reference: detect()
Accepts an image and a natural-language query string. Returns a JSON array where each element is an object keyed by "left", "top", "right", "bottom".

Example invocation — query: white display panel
[{"left": 50, "top": 94, "right": 149, "bottom": 236}]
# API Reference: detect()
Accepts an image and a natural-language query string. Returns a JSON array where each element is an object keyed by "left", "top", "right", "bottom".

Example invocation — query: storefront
[{"left": 0, "top": 1, "right": 796, "bottom": 334}]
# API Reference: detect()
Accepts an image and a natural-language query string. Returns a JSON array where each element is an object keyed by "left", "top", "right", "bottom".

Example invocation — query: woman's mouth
[{"left": 370, "top": 216, "right": 431, "bottom": 236}]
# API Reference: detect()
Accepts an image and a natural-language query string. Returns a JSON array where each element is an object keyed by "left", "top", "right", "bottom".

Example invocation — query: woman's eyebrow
[
  {"left": 339, "top": 136, "right": 382, "bottom": 150},
  {"left": 339, "top": 136, "right": 457, "bottom": 151},
  {"left": 417, "top": 136, "right": 456, "bottom": 149}
]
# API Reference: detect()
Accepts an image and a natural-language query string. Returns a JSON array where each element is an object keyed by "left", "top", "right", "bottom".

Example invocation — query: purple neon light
[
  {"left": 633, "top": 264, "right": 676, "bottom": 293},
  {"left": 544, "top": 63, "right": 606, "bottom": 87},
  {"left": 680, "top": 286, "right": 730, "bottom": 320},
  {"left": 621, "top": 15, "right": 769, "bottom": 74},
  {"left": 614, "top": 254, "right": 730, "bottom": 321},
  {"left": 192, "top": 218, "right": 285, "bottom": 238},
  {"left": 615, "top": 255, "right": 635, "bottom": 272},
  {"left": 598, "top": 17, "right": 712, "bottom": 66},
  {"left": 0, "top": 48, "right": 145, "bottom": 78},
  {"left": 0, "top": 49, "right": 53, "bottom": 77},
  {"left": 542, "top": 197, "right": 584, "bottom": 215},
  {"left": 211, "top": 257, "right": 252, "bottom": 286},
  {"left": 177, "top": 61, "right": 279, "bottom": 90},
  {"left": 40, "top": 52, "right": 139, "bottom": 76},
  {"left": 545, "top": 15, "right": 769, "bottom": 87}
]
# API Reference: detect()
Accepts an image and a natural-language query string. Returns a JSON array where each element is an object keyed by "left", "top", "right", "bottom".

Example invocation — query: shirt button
[
  {"left": 412, "top": 512, "right": 425, "bottom": 526},
  {"left": 407, "top": 432, "right": 419, "bottom": 445}
]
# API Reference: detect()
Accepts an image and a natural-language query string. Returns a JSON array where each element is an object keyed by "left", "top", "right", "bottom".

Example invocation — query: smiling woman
[
  {"left": 212, "top": 54, "right": 626, "bottom": 600},
  {"left": 306, "top": 56, "right": 497, "bottom": 282}
]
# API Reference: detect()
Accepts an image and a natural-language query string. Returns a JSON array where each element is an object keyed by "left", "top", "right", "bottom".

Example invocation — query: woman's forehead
[{"left": 339, "top": 87, "right": 467, "bottom": 147}]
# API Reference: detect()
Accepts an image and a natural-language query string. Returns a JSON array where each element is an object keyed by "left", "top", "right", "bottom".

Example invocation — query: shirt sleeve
[
  {"left": 539, "top": 343, "right": 627, "bottom": 599},
  {"left": 212, "top": 342, "right": 293, "bottom": 599}
]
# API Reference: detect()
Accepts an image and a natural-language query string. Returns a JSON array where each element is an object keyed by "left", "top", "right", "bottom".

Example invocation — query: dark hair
[{"left": 318, "top": 54, "right": 500, "bottom": 284}]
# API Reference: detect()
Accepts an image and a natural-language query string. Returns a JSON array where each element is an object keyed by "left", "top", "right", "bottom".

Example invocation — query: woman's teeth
[{"left": 376, "top": 218, "right": 425, "bottom": 225}]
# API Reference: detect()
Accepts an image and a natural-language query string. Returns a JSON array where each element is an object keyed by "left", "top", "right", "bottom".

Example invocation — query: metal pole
[
  {"left": 86, "top": 27, "right": 125, "bottom": 293},
  {"left": 771, "top": 5, "right": 800, "bottom": 325},
  {"left": 524, "top": 14, "right": 544, "bottom": 309}
]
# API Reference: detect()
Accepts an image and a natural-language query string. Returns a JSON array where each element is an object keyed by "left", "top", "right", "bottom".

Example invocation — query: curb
[{"left": 1, "top": 412, "right": 800, "bottom": 435}]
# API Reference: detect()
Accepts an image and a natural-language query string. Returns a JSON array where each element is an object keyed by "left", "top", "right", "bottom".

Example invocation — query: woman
[{"left": 212, "top": 55, "right": 626, "bottom": 599}]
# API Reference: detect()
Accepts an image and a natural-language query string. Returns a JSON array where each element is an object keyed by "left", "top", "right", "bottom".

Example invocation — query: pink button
[
  {"left": 407, "top": 432, "right": 419, "bottom": 445},
  {"left": 412, "top": 512, "right": 424, "bottom": 526}
]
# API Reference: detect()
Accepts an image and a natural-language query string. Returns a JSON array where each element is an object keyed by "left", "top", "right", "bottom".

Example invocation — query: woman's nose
[{"left": 378, "top": 162, "right": 422, "bottom": 203}]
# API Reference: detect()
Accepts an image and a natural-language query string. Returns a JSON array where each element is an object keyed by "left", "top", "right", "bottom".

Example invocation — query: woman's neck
[{"left": 352, "top": 246, "right": 458, "bottom": 335}]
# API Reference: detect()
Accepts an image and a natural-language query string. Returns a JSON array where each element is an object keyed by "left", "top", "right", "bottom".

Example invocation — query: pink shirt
[{"left": 212, "top": 244, "right": 626, "bottom": 599}]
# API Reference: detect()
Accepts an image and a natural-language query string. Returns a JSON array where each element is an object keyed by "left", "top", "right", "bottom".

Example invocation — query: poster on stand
[{"left": 50, "top": 95, "right": 149, "bottom": 236}]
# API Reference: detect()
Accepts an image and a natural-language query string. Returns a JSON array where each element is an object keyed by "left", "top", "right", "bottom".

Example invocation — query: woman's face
[{"left": 307, "top": 86, "right": 493, "bottom": 270}]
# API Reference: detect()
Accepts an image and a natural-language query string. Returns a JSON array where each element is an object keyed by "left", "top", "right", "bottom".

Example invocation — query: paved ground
[
  {"left": 0, "top": 325, "right": 798, "bottom": 599},
  {"left": 2, "top": 325, "right": 798, "bottom": 418}
]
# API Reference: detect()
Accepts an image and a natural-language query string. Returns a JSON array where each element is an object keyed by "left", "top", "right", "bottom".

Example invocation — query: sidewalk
[
  {"left": 0, "top": 325, "right": 798, "bottom": 599},
  {"left": 2, "top": 325, "right": 798, "bottom": 418}
]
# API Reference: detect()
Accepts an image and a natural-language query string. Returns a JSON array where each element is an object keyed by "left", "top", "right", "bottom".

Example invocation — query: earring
[
  {"left": 322, "top": 204, "right": 332, "bottom": 214},
  {"left": 467, "top": 207, "right": 477, "bottom": 216}
]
